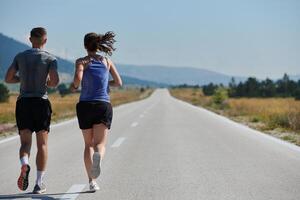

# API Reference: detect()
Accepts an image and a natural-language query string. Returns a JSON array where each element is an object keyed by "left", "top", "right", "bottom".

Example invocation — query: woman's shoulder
[{"left": 76, "top": 56, "right": 91, "bottom": 66}]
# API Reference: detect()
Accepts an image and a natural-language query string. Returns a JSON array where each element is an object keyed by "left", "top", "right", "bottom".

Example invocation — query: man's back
[{"left": 13, "top": 48, "right": 57, "bottom": 99}]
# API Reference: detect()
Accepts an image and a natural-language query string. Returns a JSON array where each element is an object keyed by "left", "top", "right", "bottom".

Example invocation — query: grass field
[
  {"left": 170, "top": 88, "right": 300, "bottom": 146},
  {"left": 0, "top": 88, "right": 153, "bottom": 134}
]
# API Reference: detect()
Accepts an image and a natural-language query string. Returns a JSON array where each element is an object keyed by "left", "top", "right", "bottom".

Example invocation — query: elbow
[{"left": 4, "top": 75, "right": 12, "bottom": 83}]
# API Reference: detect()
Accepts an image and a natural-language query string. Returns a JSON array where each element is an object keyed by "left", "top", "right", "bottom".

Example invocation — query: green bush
[
  {"left": 212, "top": 87, "right": 228, "bottom": 105},
  {"left": 0, "top": 83, "right": 10, "bottom": 103}
]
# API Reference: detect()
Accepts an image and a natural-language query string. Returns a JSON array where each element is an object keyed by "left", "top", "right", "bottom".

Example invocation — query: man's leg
[
  {"left": 35, "top": 130, "right": 48, "bottom": 188},
  {"left": 17, "top": 129, "right": 32, "bottom": 191}
]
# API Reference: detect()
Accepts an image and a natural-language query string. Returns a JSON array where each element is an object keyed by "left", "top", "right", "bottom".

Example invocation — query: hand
[{"left": 69, "top": 83, "right": 78, "bottom": 93}]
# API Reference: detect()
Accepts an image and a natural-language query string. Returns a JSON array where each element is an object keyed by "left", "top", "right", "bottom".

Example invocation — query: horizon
[{"left": 0, "top": 0, "right": 299, "bottom": 79}]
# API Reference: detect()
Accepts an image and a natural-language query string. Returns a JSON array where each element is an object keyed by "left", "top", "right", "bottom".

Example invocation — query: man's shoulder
[{"left": 40, "top": 50, "right": 57, "bottom": 61}]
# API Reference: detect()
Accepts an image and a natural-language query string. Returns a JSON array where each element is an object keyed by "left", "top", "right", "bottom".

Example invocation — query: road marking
[
  {"left": 59, "top": 184, "right": 86, "bottom": 200},
  {"left": 111, "top": 137, "right": 126, "bottom": 148},
  {"left": 0, "top": 135, "right": 19, "bottom": 145},
  {"left": 131, "top": 122, "right": 138, "bottom": 127}
]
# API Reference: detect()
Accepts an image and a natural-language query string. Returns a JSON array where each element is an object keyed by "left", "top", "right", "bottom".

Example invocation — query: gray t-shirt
[{"left": 11, "top": 48, "right": 58, "bottom": 99}]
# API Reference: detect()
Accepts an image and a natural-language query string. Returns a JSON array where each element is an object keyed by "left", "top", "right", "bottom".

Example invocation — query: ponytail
[{"left": 84, "top": 31, "right": 116, "bottom": 56}]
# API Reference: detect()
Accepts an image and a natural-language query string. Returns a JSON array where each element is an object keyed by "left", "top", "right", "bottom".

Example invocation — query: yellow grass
[
  {"left": 0, "top": 88, "right": 153, "bottom": 125},
  {"left": 170, "top": 88, "right": 300, "bottom": 145}
]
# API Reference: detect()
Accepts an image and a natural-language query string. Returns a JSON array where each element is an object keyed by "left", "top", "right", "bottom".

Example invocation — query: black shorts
[
  {"left": 76, "top": 101, "right": 113, "bottom": 130},
  {"left": 16, "top": 97, "right": 52, "bottom": 133}
]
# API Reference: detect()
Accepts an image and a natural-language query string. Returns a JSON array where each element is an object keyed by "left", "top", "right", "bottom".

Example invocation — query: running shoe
[
  {"left": 89, "top": 181, "right": 100, "bottom": 192},
  {"left": 91, "top": 153, "right": 101, "bottom": 179},
  {"left": 17, "top": 164, "right": 30, "bottom": 191},
  {"left": 32, "top": 183, "right": 46, "bottom": 194}
]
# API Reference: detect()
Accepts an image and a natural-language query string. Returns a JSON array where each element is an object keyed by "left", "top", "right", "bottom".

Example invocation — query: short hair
[{"left": 30, "top": 27, "right": 47, "bottom": 38}]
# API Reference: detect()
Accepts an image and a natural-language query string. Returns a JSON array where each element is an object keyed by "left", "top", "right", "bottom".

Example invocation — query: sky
[{"left": 0, "top": 0, "right": 299, "bottom": 79}]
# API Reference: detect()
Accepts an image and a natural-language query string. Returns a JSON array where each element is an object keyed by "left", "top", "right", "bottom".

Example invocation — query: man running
[{"left": 5, "top": 27, "right": 59, "bottom": 194}]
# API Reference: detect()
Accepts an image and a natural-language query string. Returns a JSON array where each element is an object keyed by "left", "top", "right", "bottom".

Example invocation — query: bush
[
  {"left": 0, "top": 83, "right": 10, "bottom": 103},
  {"left": 212, "top": 87, "right": 228, "bottom": 105}
]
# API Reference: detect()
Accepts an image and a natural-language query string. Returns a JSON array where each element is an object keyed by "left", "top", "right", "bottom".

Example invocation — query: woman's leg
[
  {"left": 92, "top": 123, "right": 108, "bottom": 158},
  {"left": 82, "top": 129, "right": 94, "bottom": 182}
]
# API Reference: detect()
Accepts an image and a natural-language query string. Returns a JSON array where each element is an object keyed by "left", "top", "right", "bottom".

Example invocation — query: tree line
[{"left": 202, "top": 74, "right": 300, "bottom": 100}]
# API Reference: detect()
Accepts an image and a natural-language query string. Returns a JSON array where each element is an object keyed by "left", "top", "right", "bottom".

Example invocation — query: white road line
[
  {"left": 59, "top": 184, "right": 86, "bottom": 200},
  {"left": 0, "top": 135, "right": 19, "bottom": 145},
  {"left": 131, "top": 122, "right": 138, "bottom": 127},
  {"left": 111, "top": 137, "right": 126, "bottom": 148}
]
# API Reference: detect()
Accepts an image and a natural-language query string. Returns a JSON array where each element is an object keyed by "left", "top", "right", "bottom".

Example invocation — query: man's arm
[
  {"left": 5, "top": 65, "right": 20, "bottom": 83},
  {"left": 47, "top": 68, "right": 59, "bottom": 87}
]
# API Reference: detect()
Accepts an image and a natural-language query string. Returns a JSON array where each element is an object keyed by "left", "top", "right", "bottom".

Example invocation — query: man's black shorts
[
  {"left": 76, "top": 101, "right": 113, "bottom": 130},
  {"left": 16, "top": 97, "right": 52, "bottom": 133}
]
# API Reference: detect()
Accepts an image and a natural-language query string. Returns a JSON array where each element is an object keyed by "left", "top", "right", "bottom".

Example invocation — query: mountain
[
  {"left": 0, "top": 33, "right": 75, "bottom": 82},
  {"left": 117, "top": 64, "right": 246, "bottom": 85},
  {"left": 0, "top": 33, "right": 164, "bottom": 86}
]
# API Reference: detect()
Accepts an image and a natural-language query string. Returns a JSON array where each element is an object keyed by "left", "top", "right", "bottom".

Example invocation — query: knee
[{"left": 37, "top": 142, "right": 47, "bottom": 151}]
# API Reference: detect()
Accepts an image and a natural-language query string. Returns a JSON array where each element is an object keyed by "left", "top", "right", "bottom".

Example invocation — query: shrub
[
  {"left": 0, "top": 83, "right": 10, "bottom": 103},
  {"left": 212, "top": 87, "right": 228, "bottom": 105}
]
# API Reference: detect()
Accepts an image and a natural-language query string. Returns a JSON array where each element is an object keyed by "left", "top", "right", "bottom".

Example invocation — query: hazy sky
[{"left": 0, "top": 0, "right": 299, "bottom": 78}]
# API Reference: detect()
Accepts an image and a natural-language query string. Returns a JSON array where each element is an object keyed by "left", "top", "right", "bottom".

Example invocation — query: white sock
[
  {"left": 20, "top": 156, "right": 29, "bottom": 166},
  {"left": 36, "top": 170, "right": 45, "bottom": 186}
]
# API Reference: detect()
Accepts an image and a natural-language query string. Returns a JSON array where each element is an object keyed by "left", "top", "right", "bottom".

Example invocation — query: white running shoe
[
  {"left": 89, "top": 181, "right": 100, "bottom": 192},
  {"left": 91, "top": 152, "right": 101, "bottom": 179}
]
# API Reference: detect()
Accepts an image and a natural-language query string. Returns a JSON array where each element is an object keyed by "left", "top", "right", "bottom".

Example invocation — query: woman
[{"left": 70, "top": 31, "right": 122, "bottom": 191}]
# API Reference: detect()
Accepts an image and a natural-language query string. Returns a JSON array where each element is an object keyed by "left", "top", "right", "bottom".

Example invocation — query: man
[{"left": 5, "top": 27, "right": 59, "bottom": 194}]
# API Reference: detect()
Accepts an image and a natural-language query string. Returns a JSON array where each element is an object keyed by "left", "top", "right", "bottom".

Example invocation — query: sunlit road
[{"left": 0, "top": 89, "right": 300, "bottom": 200}]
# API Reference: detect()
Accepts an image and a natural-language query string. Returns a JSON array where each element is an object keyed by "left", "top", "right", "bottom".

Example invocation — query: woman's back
[{"left": 79, "top": 58, "right": 110, "bottom": 102}]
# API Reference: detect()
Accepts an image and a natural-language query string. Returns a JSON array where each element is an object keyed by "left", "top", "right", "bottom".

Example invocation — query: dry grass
[
  {"left": 170, "top": 88, "right": 300, "bottom": 146},
  {"left": 0, "top": 88, "right": 153, "bottom": 133}
]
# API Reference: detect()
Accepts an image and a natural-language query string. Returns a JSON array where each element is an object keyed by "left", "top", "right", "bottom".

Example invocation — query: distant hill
[
  {"left": 117, "top": 64, "right": 247, "bottom": 85},
  {"left": 0, "top": 33, "right": 74, "bottom": 81},
  {"left": 0, "top": 33, "right": 164, "bottom": 86},
  {"left": 1, "top": 33, "right": 297, "bottom": 87}
]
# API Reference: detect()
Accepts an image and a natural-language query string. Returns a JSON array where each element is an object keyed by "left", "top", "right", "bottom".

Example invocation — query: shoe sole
[
  {"left": 91, "top": 154, "right": 101, "bottom": 179},
  {"left": 33, "top": 188, "right": 46, "bottom": 194},
  {"left": 17, "top": 165, "right": 30, "bottom": 191}
]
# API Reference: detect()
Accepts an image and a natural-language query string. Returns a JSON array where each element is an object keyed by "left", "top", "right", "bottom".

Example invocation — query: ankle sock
[
  {"left": 20, "top": 155, "right": 29, "bottom": 166},
  {"left": 36, "top": 170, "right": 45, "bottom": 186}
]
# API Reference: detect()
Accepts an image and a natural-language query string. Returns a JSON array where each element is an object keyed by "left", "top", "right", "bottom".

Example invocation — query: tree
[
  {"left": 57, "top": 83, "right": 70, "bottom": 97},
  {"left": 244, "top": 77, "right": 260, "bottom": 97},
  {"left": 0, "top": 83, "right": 10, "bottom": 102},
  {"left": 202, "top": 83, "right": 218, "bottom": 96},
  {"left": 260, "top": 78, "right": 276, "bottom": 97},
  {"left": 228, "top": 77, "right": 237, "bottom": 97}
]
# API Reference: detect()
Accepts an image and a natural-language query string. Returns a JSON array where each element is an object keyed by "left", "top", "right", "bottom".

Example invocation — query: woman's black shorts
[
  {"left": 76, "top": 101, "right": 113, "bottom": 130},
  {"left": 16, "top": 97, "right": 52, "bottom": 133}
]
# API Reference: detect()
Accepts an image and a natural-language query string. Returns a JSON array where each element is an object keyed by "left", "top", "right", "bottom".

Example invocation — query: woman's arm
[
  {"left": 70, "top": 58, "right": 84, "bottom": 92},
  {"left": 107, "top": 58, "right": 122, "bottom": 87}
]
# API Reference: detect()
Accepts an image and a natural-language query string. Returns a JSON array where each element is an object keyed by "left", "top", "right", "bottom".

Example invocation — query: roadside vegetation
[
  {"left": 170, "top": 74, "right": 300, "bottom": 146},
  {"left": 0, "top": 85, "right": 153, "bottom": 135}
]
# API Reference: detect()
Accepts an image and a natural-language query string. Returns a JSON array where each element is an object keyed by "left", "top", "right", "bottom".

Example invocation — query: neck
[
  {"left": 32, "top": 44, "right": 43, "bottom": 49},
  {"left": 88, "top": 51, "right": 97, "bottom": 57}
]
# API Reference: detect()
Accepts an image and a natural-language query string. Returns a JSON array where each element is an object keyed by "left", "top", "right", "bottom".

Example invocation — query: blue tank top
[{"left": 79, "top": 58, "right": 110, "bottom": 102}]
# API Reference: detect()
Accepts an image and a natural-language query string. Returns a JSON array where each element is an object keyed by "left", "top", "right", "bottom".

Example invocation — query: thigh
[
  {"left": 92, "top": 123, "right": 108, "bottom": 144},
  {"left": 33, "top": 99, "right": 52, "bottom": 132},
  {"left": 82, "top": 129, "right": 93, "bottom": 146},
  {"left": 76, "top": 102, "right": 93, "bottom": 130},
  {"left": 16, "top": 99, "right": 34, "bottom": 132}
]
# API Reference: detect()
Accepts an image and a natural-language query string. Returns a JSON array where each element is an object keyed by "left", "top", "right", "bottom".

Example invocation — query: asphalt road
[{"left": 0, "top": 89, "right": 300, "bottom": 200}]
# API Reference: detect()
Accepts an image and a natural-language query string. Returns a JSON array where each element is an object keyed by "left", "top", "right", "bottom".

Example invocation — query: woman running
[{"left": 70, "top": 31, "right": 122, "bottom": 191}]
